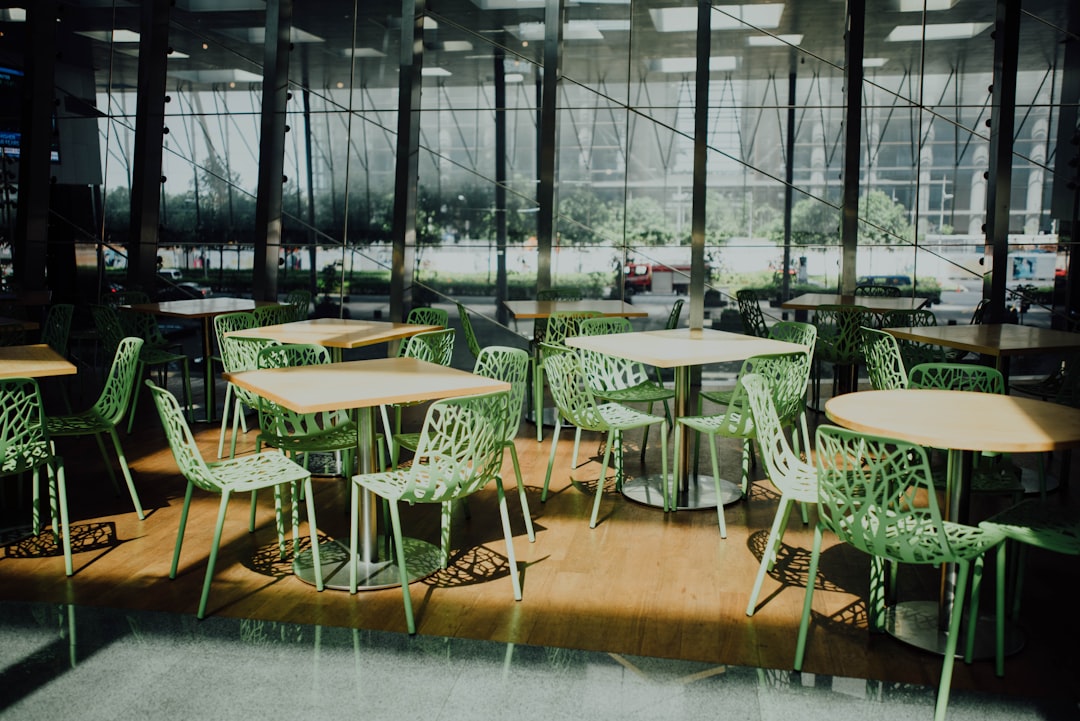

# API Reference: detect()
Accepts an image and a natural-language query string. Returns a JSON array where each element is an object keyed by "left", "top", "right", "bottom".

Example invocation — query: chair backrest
[
  {"left": 41, "top": 304, "right": 74, "bottom": 356},
  {"left": 103, "top": 290, "right": 150, "bottom": 307},
  {"left": 406, "top": 307, "right": 449, "bottom": 328},
  {"left": 735, "top": 289, "right": 768, "bottom": 338},
  {"left": 543, "top": 351, "right": 605, "bottom": 431},
  {"left": 456, "top": 303, "right": 483, "bottom": 360},
  {"left": 665, "top": 299, "right": 685, "bottom": 330},
  {"left": 257, "top": 342, "right": 331, "bottom": 369},
  {"left": 0, "top": 377, "right": 51, "bottom": 475},
  {"left": 285, "top": 289, "right": 312, "bottom": 321},
  {"left": 907, "top": 362, "right": 1005, "bottom": 394},
  {"left": 814, "top": 424, "right": 951, "bottom": 563},
  {"left": 878, "top": 308, "right": 943, "bottom": 366},
  {"left": 543, "top": 311, "right": 602, "bottom": 347},
  {"left": 854, "top": 284, "right": 901, "bottom": 298},
  {"left": 473, "top": 346, "right": 530, "bottom": 442},
  {"left": 256, "top": 343, "right": 343, "bottom": 435},
  {"left": 767, "top": 320, "right": 817, "bottom": 353},
  {"left": 94, "top": 336, "right": 146, "bottom": 424},
  {"left": 970, "top": 299, "right": 988, "bottom": 324},
  {"left": 879, "top": 308, "right": 937, "bottom": 329},
  {"left": 399, "top": 328, "right": 455, "bottom": 365},
  {"left": 253, "top": 304, "right": 293, "bottom": 327},
  {"left": 213, "top": 311, "right": 256, "bottom": 355},
  {"left": 91, "top": 304, "right": 127, "bottom": 358},
  {"left": 579, "top": 316, "right": 632, "bottom": 336},
  {"left": 861, "top": 327, "right": 908, "bottom": 390},
  {"left": 578, "top": 347, "right": 652, "bottom": 395},
  {"left": 732, "top": 351, "right": 812, "bottom": 429},
  {"left": 146, "top": 380, "right": 219, "bottom": 492},
  {"left": 741, "top": 373, "right": 813, "bottom": 493},
  {"left": 813, "top": 305, "right": 870, "bottom": 364},
  {"left": 397, "top": 392, "right": 508, "bottom": 503},
  {"left": 0, "top": 323, "right": 26, "bottom": 347}
]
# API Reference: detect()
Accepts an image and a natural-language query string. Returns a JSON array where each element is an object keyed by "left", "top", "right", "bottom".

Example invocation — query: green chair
[
  {"left": 46, "top": 337, "right": 147, "bottom": 519},
  {"left": 577, "top": 318, "right": 674, "bottom": 461},
  {"left": 348, "top": 391, "right": 520, "bottom": 634},
  {"left": 799, "top": 424, "right": 1001, "bottom": 721},
  {"left": 0, "top": 377, "right": 72, "bottom": 575},
  {"left": 255, "top": 343, "right": 364, "bottom": 478},
  {"left": 541, "top": 350, "right": 669, "bottom": 526},
  {"left": 527, "top": 286, "right": 582, "bottom": 354},
  {"left": 880, "top": 308, "right": 944, "bottom": 368},
  {"left": 218, "top": 334, "right": 279, "bottom": 458},
  {"left": 532, "top": 310, "right": 601, "bottom": 442},
  {"left": 678, "top": 351, "right": 811, "bottom": 538},
  {"left": 383, "top": 328, "right": 456, "bottom": 463},
  {"left": 810, "top": 304, "right": 870, "bottom": 409},
  {"left": 284, "top": 289, "right": 312, "bottom": 321},
  {"left": 253, "top": 304, "right": 294, "bottom": 327},
  {"left": 665, "top": 298, "right": 685, "bottom": 330},
  {"left": 456, "top": 302, "right": 483, "bottom": 360},
  {"left": 392, "top": 346, "right": 534, "bottom": 542},
  {"left": 212, "top": 311, "right": 258, "bottom": 456},
  {"left": 853, "top": 284, "right": 901, "bottom": 297},
  {"left": 41, "top": 303, "right": 74, "bottom": 357},
  {"left": 735, "top": 289, "right": 768, "bottom": 337},
  {"left": 405, "top": 306, "right": 448, "bottom": 328},
  {"left": 861, "top": 326, "right": 908, "bottom": 390},
  {"left": 740, "top": 372, "right": 817, "bottom": 617},
  {"left": 146, "top": 380, "right": 322, "bottom": 619},
  {"left": 978, "top": 499, "right": 1080, "bottom": 676}
]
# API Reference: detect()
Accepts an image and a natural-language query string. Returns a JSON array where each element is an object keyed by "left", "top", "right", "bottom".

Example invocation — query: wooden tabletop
[
  {"left": 825, "top": 388, "right": 1080, "bottom": 453},
  {"left": 225, "top": 356, "right": 509, "bottom": 414},
  {"left": 0, "top": 344, "right": 78, "bottom": 379},
  {"left": 124, "top": 297, "right": 280, "bottom": 319},
  {"left": 503, "top": 299, "right": 647, "bottom": 319},
  {"left": 565, "top": 327, "right": 806, "bottom": 369},
  {"left": 226, "top": 318, "right": 441, "bottom": 350},
  {"left": 883, "top": 323, "right": 1080, "bottom": 357},
  {"left": 782, "top": 293, "right": 929, "bottom": 313}
]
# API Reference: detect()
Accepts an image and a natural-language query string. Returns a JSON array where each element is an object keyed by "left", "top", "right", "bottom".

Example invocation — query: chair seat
[
  {"left": 46, "top": 409, "right": 111, "bottom": 436},
  {"left": 893, "top": 517, "right": 1003, "bottom": 563},
  {"left": 980, "top": 499, "right": 1080, "bottom": 553},
  {"left": 258, "top": 420, "right": 359, "bottom": 455},
  {"left": 595, "top": 401, "right": 667, "bottom": 431},
  {"left": 590, "top": 381, "right": 674, "bottom": 406},
  {"left": 678, "top": 409, "right": 746, "bottom": 437},
  {"left": 208, "top": 450, "right": 313, "bottom": 492}
]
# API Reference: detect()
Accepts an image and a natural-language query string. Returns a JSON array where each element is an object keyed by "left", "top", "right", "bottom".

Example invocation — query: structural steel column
[
  {"left": 252, "top": 0, "right": 293, "bottom": 302},
  {"left": 12, "top": 0, "right": 57, "bottom": 292},
  {"left": 1050, "top": 5, "right": 1079, "bottom": 328},
  {"left": 983, "top": 0, "right": 1021, "bottom": 324},
  {"left": 535, "top": 0, "right": 564, "bottom": 293},
  {"left": 128, "top": 0, "right": 170, "bottom": 290},
  {"left": 839, "top": 0, "right": 865, "bottom": 294},
  {"left": 495, "top": 49, "right": 509, "bottom": 325},
  {"left": 688, "top": 0, "right": 711, "bottom": 332},
  {"left": 390, "top": 0, "right": 425, "bottom": 322}
]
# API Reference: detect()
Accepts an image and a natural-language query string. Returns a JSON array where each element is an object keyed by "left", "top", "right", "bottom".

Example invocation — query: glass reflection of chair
[
  {"left": 578, "top": 315, "right": 674, "bottom": 459},
  {"left": 212, "top": 310, "right": 258, "bottom": 456},
  {"left": 391, "top": 346, "right": 534, "bottom": 541},
  {"left": 532, "top": 310, "right": 601, "bottom": 442},
  {"left": 147, "top": 380, "right": 321, "bottom": 619},
  {"left": 735, "top": 289, "right": 768, "bottom": 338},
  {"left": 0, "top": 377, "right": 72, "bottom": 575},
  {"left": 348, "top": 391, "right": 521, "bottom": 635},
  {"left": 799, "top": 425, "right": 1002, "bottom": 721},
  {"left": 41, "top": 303, "right": 74, "bottom": 357},
  {"left": 678, "top": 350, "right": 811, "bottom": 538},
  {"left": 541, "top": 350, "right": 669, "bottom": 526},
  {"left": 405, "top": 306, "right": 448, "bottom": 328},
  {"left": 740, "top": 373, "right": 817, "bottom": 617},
  {"left": 810, "top": 304, "right": 870, "bottom": 410},
  {"left": 651, "top": 298, "right": 685, "bottom": 388},
  {"left": 46, "top": 337, "right": 147, "bottom": 520}
]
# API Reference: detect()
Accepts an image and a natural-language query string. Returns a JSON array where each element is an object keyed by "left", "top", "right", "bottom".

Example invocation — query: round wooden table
[{"left": 825, "top": 389, "right": 1080, "bottom": 656}]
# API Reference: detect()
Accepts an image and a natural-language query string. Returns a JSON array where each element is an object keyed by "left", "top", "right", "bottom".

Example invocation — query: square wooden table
[
  {"left": 0, "top": 344, "right": 77, "bottom": 379},
  {"left": 124, "top": 297, "right": 282, "bottom": 422},
  {"left": 883, "top": 323, "right": 1080, "bottom": 385},
  {"left": 502, "top": 299, "right": 648, "bottom": 320},
  {"left": 565, "top": 328, "right": 806, "bottom": 510},
  {"left": 225, "top": 356, "right": 509, "bottom": 591}
]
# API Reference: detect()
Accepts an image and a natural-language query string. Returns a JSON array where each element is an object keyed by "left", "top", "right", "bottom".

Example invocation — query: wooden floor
[{"left": 1, "top": 382, "right": 1077, "bottom": 707}]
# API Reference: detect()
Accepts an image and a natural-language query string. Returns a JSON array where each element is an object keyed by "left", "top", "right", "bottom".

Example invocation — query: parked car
[{"left": 157, "top": 280, "right": 212, "bottom": 301}]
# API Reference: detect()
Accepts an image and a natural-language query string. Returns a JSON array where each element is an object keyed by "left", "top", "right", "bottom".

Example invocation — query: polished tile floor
[{"left": 1, "top": 599, "right": 1075, "bottom": 721}]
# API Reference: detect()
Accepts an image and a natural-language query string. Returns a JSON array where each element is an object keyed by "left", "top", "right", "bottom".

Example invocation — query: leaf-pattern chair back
[
  {"left": 812, "top": 304, "right": 870, "bottom": 365},
  {"left": 579, "top": 316, "right": 632, "bottom": 336},
  {"left": 456, "top": 303, "right": 483, "bottom": 359},
  {"left": 736, "top": 289, "right": 768, "bottom": 337},
  {"left": 41, "top": 304, "right": 74, "bottom": 356},
  {"left": 908, "top": 363, "right": 1004, "bottom": 394},
  {"left": 399, "top": 328, "right": 455, "bottom": 365},
  {"left": 95, "top": 337, "right": 146, "bottom": 424},
  {"left": 861, "top": 327, "right": 909, "bottom": 390},
  {"left": 147, "top": 380, "right": 218, "bottom": 492},
  {"left": 767, "top": 320, "right": 817, "bottom": 354},
  {"left": 405, "top": 306, "right": 449, "bottom": 328}
]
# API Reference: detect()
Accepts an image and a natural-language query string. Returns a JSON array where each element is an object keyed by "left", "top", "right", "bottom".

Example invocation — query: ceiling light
[
  {"left": 75, "top": 29, "right": 141, "bottom": 43},
  {"left": 116, "top": 48, "right": 191, "bottom": 59},
  {"left": 0, "top": 9, "right": 26, "bottom": 21},
  {"left": 747, "top": 34, "right": 803, "bottom": 47},
  {"left": 442, "top": 41, "right": 474, "bottom": 52},
  {"left": 898, "top": 0, "right": 958, "bottom": 10},
  {"left": 422, "top": 67, "right": 452, "bottom": 77},
  {"left": 864, "top": 57, "right": 889, "bottom": 68},
  {"left": 886, "top": 23, "right": 991, "bottom": 41},
  {"left": 649, "top": 56, "right": 738, "bottom": 73},
  {"left": 216, "top": 27, "right": 324, "bottom": 44},
  {"left": 170, "top": 69, "right": 264, "bottom": 84},
  {"left": 508, "top": 21, "right": 606, "bottom": 41},
  {"left": 650, "top": 4, "right": 784, "bottom": 32},
  {"left": 175, "top": 0, "right": 266, "bottom": 10},
  {"left": 342, "top": 48, "right": 386, "bottom": 58},
  {"left": 505, "top": 73, "right": 525, "bottom": 83}
]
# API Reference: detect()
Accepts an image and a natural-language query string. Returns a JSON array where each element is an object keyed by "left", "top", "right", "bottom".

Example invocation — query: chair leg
[
  {"left": 126, "top": 362, "right": 146, "bottom": 434},
  {"left": 933, "top": 560, "right": 970, "bottom": 721},
  {"left": 506, "top": 443, "right": 535, "bottom": 542},
  {"left": 197, "top": 490, "right": 232, "bottom": 620},
  {"left": 746, "top": 497, "right": 793, "bottom": 616},
  {"left": 107, "top": 428, "right": 145, "bottom": 519},
  {"left": 589, "top": 430, "right": 615, "bottom": 528},
  {"left": 303, "top": 476, "right": 324, "bottom": 592},
  {"left": 794, "top": 524, "right": 825, "bottom": 670},
  {"left": 170, "top": 482, "right": 195, "bottom": 579},
  {"left": 541, "top": 418, "right": 563, "bottom": 502},
  {"left": 91, "top": 431, "right": 122, "bottom": 495},
  {"left": 705, "top": 431, "right": 727, "bottom": 539},
  {"left": 387, "top": 500, "right": 415, "bottom": 634},
  {"left": 496, "top": 483, "right": 523, "bottom": 600},
  {"left": 217, "top": 384, "right": 233, "bottom": 458},
  {"left": 51, "top": 459, "right": 73, "bottom": 576}
]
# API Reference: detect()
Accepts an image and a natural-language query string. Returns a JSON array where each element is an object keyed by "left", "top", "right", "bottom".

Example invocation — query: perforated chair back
[
  {"left": 665, "top": 299, "right": 685, "bottom": 330},
  {"left": 213, "top": 311, "right": 256, "bottom": 355},
  {"left": 543, "top": 350, "right": 606, "bottom": 431},
  {"left": 473, "top": 346, "right": 530, "bottom": 442},
  {"left": 861, "top": 327, "right": 909, "bottom": 390},
  {"left": 456, "top": 303, "right": 483, "bottom": 360},
  {"left": 284, "top": 289, "right": 312, "bottom": 321},
  {"left": 736, "top": 289, "right": 768, "bottom": 337},
  {"left": 0, "top": 377, "right": 52, "bottom": 475},
  {"left": 91, "top": 304, "right": 127, "bottom": 358},
  {"left": 579, "top": 316, "right": 632, "bottom": 335},
  {"left": 399, "top": 328, "right": 455, "bottom": 364},
  {"left": 908, "top": 363, "right": 1004, "bottom": 394},
  {"left": 147, "top": 380, "right": 218, "bottom": 492},
  {"left": 41, "top": 304, "right": 74, "bottom": 356},
  {"left": 812, "top": 304, "right": 870, "bottom": 365},
  {"left": 767, "top": 320, "right": 817, "bottom": 353},
  {"left": 543, "top": 311, "right": 602, "bottom": 346},
  {"left": 253, "top": 304, "right": 294, "bottom": 327},
  {"left": 853, "top": 284, "right": 901, "bottom": 297},
  {"left": 405, "top": 306, "right": 449, "bottom": 328},
  {"left": 93, "top": 337, "right": 146, "bottom": 424}
]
